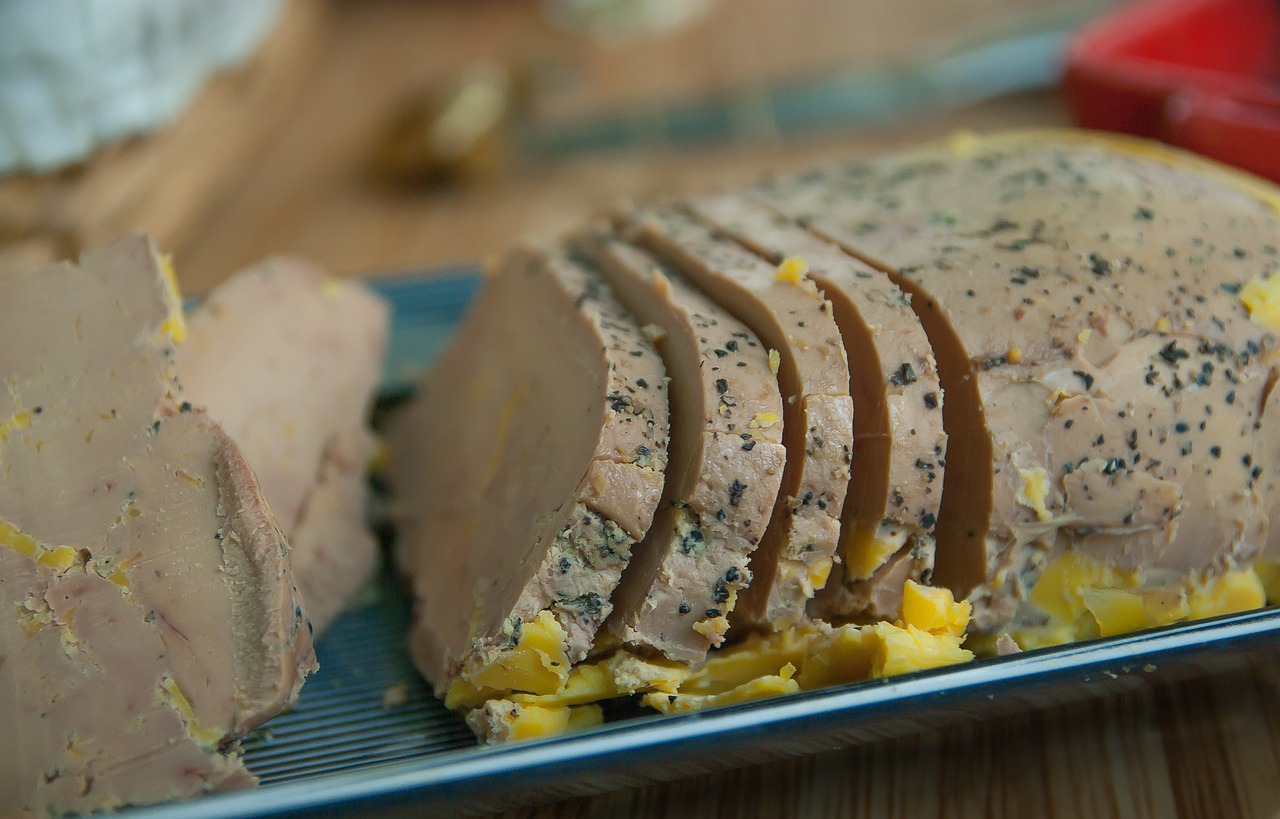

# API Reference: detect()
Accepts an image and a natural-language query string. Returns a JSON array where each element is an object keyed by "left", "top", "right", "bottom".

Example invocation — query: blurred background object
[
  {"left": 0, "top": 0, "right": 284, "bottom": 174},
  {"left": 1064, "top": 0, "right": 1280, "bottom": 183},
  {"left": 0, "top": 0, "right": 1124, "bottom": 292},
  {"left": 542, "top": 0, "right": 720, "bottom": 42}
]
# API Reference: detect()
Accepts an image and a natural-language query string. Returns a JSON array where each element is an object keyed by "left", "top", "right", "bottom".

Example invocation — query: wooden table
[{"left": 6, "top": 2, "right": 1280, "bottom": 817}]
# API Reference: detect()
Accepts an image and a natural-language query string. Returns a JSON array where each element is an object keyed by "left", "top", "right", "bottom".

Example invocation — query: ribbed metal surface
[{"left": 240, "top": 572, "right": 475, "bottom": 784}]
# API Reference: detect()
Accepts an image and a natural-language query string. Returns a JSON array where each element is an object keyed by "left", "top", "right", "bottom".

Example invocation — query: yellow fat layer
[
  {"left": 157, "top": 254, "right": 187, "bottom": 344},
  {"left": 446, "top": 610, "right": 571, "bottom": 709},
  {"left": 1013, "top": 551, "right": 1268, "bottom": 649},
  {"left": 161, "top": 677, "right": 225, "bottom": 747}
]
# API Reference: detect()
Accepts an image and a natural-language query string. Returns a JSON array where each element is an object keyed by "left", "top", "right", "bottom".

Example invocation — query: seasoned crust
[
  {"left": 621, "top": 208, "right": 854, "bottom": 629},
  {"left": 574, "top": 229, "right": 787, "bottom": 662},
  {"left": 687, "top": 194, "right": 946, "bottom": 621}
]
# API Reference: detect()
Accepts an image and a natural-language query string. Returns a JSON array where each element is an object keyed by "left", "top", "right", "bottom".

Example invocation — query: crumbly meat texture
[
  {"left": 389, "top": 247, "right": 668, "bottom": 696},
  {"left": 0, "top": 235, "right": 316, "bottom": 814},
  {"left": 574, "top": 229, "right": 786, "bottom": 662},
  {"left": 177, "top": 259, "right": 389, "bottom": 635},
  {"left": 622, "top": 208, "right": 854, "bottom": 629},
  {"left": 687, "top": 194, "right": 946, "bottom": 621},
  {"left": 759, "top": 132, "right": 1280, "bottom": 632}
]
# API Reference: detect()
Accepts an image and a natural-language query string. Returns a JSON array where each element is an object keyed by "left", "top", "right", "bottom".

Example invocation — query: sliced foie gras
[
  {"left": 388, "top": 247, "right": 668, "bottom": 702},
  {"left": 760, "top": 131, "right": 1280, "bottom": 638},
  {"left": 623, "top": 207, "right": 853, "bottom": 628},
  {"left": 0, "top": 236, "right": 316, "bottom": 814},
  {"left": 572, "top": 229, "right": 787, "bottom": 662},
  {"left": 687, "top": 194, "right": 946, "bottom": 621},
  {"left": 176, "top": 259, "right": 390, "bottom": 635}
]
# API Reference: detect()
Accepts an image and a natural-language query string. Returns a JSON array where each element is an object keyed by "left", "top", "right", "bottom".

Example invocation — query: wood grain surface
[{"left": 6, "top": 2, "right": 1280, "bottom": 817}]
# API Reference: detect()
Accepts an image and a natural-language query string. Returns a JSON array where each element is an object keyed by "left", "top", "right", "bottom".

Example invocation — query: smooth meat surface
[
  {"left": 0, "top": 236, "right": 316, "bottom": 813},
  {"left": 177, "top": 259, "right": 389, "bottom": 634}
]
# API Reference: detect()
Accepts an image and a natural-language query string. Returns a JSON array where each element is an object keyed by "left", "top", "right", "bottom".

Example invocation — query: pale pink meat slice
[
  {"left": 0, "top": 235, "right": 316, "bottom": 814},
  {"left": 176, "top": 259, "right": 389, "bottom": 634},
  {"left": 388, "top": 247, "right": 668, "bottom": 696}
]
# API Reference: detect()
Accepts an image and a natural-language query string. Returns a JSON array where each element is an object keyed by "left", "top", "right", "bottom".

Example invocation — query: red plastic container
[{"left": 1064, "top": 0, "right": 1280, "bottom": 182}]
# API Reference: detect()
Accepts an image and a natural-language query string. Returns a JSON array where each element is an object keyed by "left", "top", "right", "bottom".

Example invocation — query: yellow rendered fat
[
  {"left": 36, "top": 546, "right": 78, "bottom": 571},
  {"left": 489, "top": 702, "right": 604, "bottom": 742},
  {"left": 793, "top": 628, "right": 876, "bottom": 688},
  {"left": 847, "top": 529, "right": 907, "bottom": 581},
  {"left": 645, "top": 665, "right": 799, "bottom": 715},
  {"left": 0, "top": 518, "right": 42, "bottom": 558},
  {"left": 678, "top": 627, "right": 816, "bottom": 696},
  {"left": 446, "top": 610, "right": 571, "bottom": 709},
  {"left": 768, "top": 348, "right": 781, "bottom": 375},
  {"left": 900, "top": 580, "right": 970, "bottom": 637},
  {"left": 0, "top": 410, "right": 32, "bottom": 443},
  {"left": 774, "top": 256, "right": 809, "bottom": 284},
  {"left": 1084, "top": 589, "right": 1169, "bottom": 638},
  {"left": 157, "top": 254, "right": 187, "bottom": 345},
  {"left": 868, "top": 623, "right": 973, "bottom": 677},
  {"left": 1239, "top": 274, "right": 1280, "bottom": 333},
  {"left": 655, "top": 582, "right": 973, "bottom": 713},
  {"left": 1186, "top": 569, "right": 1265, "bottom": 620},
  {"left": 749, "top": 411, "right": 780, "bottom": 430},
  {"left": 508, "top": 649, "right": 689, "bottom": 708},
  {"left": 469, "top": 583, "right": 975, "bottom": 736},
  {"left": 1028, "top": 551, "right": 1133, "bottom": 625},
  {"left": 161, "top": 677, "right": 225, "bottom": 747},
  {"left": 1013, "top": 552, "right": 1268, "bottom": 649},
  {"left": 1256, "top": 559, "right": 1280, "bottom": 605},
  {"left": 806, "top": 556, "right": 834, "bottom": 592},
  {"left": 1015, "top": 467, "right": 1053, "bottom": 522}
]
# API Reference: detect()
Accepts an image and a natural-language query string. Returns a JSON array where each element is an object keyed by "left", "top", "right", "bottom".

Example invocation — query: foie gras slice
[
  {"left": 688, "top": 194, "right": 946, "bottom": 621},
  {"left": 175, "top": 259, "right": 390, "bottom": 635},
  {"left": 573, "top": 229, "right": 787, "bottom": 662},
  {"left": 388, "top": 247, "right": 668, "bottom": 701},
  {"left": 760, "top": 131, "right": 1280, "bottom": 635},
  {"left": 0, "top": 235, "right": 316, "bottom": 814},
  {"left": 624, "top": 208, "right": 853, "bottom": 629}
]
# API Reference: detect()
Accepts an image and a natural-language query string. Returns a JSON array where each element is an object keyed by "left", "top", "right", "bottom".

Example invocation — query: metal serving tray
[{"left": 121, "top": 270, "right": 1280, "bottom": 819}]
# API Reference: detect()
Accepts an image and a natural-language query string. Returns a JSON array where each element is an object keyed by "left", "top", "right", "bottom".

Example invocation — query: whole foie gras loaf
[
  {"left": 623, "top": 208, "right": 853, "bottom": 629},
  {"left": 176, "top": 259, "right": 391, "bottom": 635},
  {"left": 0, "top": 236, "right": 316, "bottom": 814},
  {"left": 573, "top": 229, "right": 787, "bottom": 663},
  {"left": 388, "top": 247, "right": 669, "bottom": 704},
  {"left": 687, "top": 195, "right": 946, "bottom": 621},
  {"left": 760, "top": 131, "right": 1280, "bottom": 642}
]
